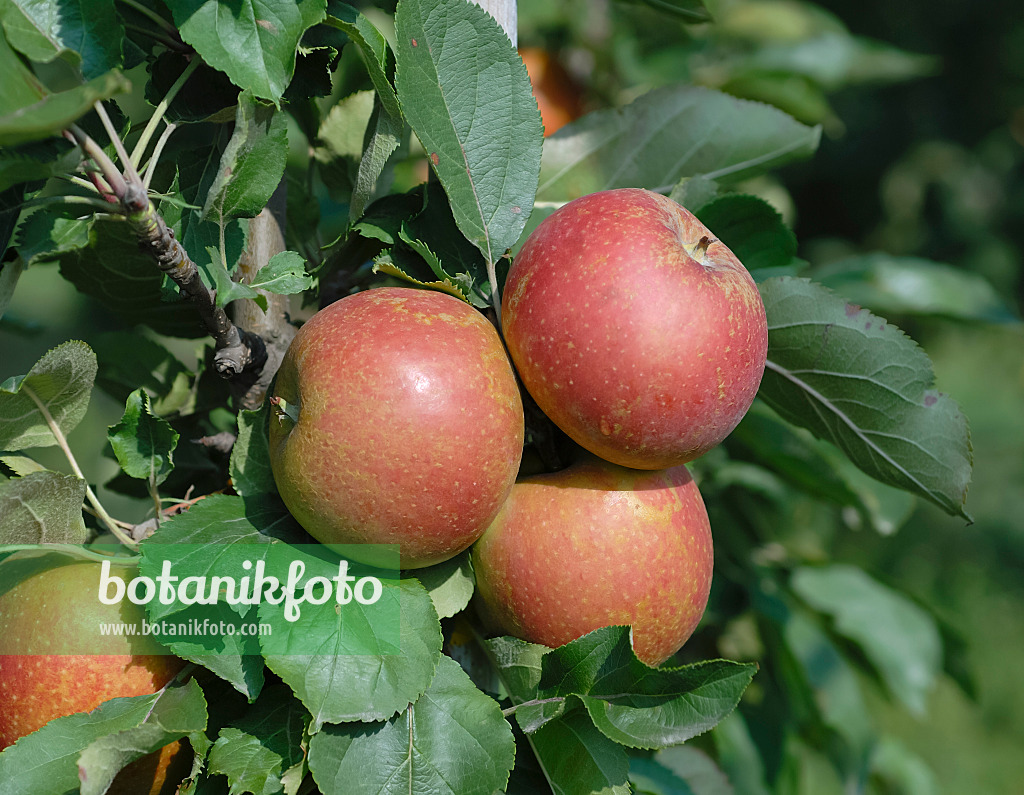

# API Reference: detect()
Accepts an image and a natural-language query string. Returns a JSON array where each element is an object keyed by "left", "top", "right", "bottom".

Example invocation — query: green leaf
[
  {"left": 156, "top": 604, "right": 267, "bottom": 702},
  {"left": 138, "top": 495, "right": 306, "bottom": 698},
  {"left": 668, "top": 175, "right": 719, "bottom": 213},
  {"left": 410, "top": 548, "right": 474, "bottom": 619},
  {"left": 0, "top": 141, "right": 81, "bottom": 193},
  {"left": 395, "top": 0, "right": 543, "bottom": 262},
  {"left": 712, "top": 711, "right": 771, "bottom": 795},
  {"left": 54, "top": 218, "right": 206, "bottom": 337},
  {"left": 0, "top": 470, "right": 87, "bottom": 544},
  {"left": 762, "top": 592, "right": 874, "bottom": 756},
  {"left": 208, "top": 685, "right": 307, "bottom": 795},
  {"left": 528, "top": 709, "right": 631, "bottom": 795},
  {"left": 399, "top": 229, "right": 483, "bottom": 304},
  {"left": 537, "top": 85, "right": 821, "bottom": 202},
  {"left": 484, "top": 636, "right": 557, "bottom": 732},
  {"left": 0, "top": 258, "right": 21, "bottom": 321},
  {"left": 210, "top": 251, "right": 261, "bottom": 308},
  {"left": 13, "top": 209, "right": 91, "bottom": 266},
  {"left": 263, "top": 575, "right": 442, "bottom": 730},
  {"left": 630, "top": 746, "right": 734, "bottom": 795},
  {"left": 0, "top": 24, "right": 46, "bottom": 112},
  {"left": 322, "top": 4, "right": 403, "bottom": 220},
  {"left": 814, "top": 253, "right": 1017, "bottom": 323},
  {"left": 869, "top": 737, "right": 940, "bottom": 795},
  {"left": 107, "top": 388, "right": 180, "bottom": 486},
  {"left": 0, "top": 682, "right": 193, "bottom": 795},
  {"left": 731, "top": 403, "right": 917, "bottom": 535},
  {"left": 0, "top": 186, "right": 23, "bottom": 262},
  {"left": 0, "top": 340, "right": 96, "bottom": 450},
  {"left": 624, "top": 0, "right": 712, "bottom": 23},
  {"left": 742, "top": 32, "right": 938, "bottom": 91},
  {"left": 314, "top": 89, "right": 375, "bottom": 201},
  {"left": 791, "top": 565, "right": 942, "bottom": 715},
  {"left": 695, "top": 194, "right": 798, "bottom": 274},
  {"left": 202, "top": 92, "right": 288, "bottom": 222},
  {"left": 323, "top": 1, "right": 399, "bottom": 118},
  {"left": 77, "top": 680, "right": 208, "bottom": 795},
  {"left": 372, "top": 252, "right": 475, "bottom": 306},
  {"left": 729, "top": 401, "right": 862, "bottom": 508},
  {"left": 249, "top": 250, "right": 313, "bottom": 295},
  {"left": 91, "top": 332, "right": 195, "bottom": 417},
  {"left": 0, "top": 452, "right": 46, "bottom": 476},
  {"left": 758, "top": 277, "right": 973, "bottom": 519},
  {"left": 353, "top": 179, "right": 493, "bottom": 306},
  {"left": 350, "top": 197, "right": 414, "bottom": 246},
  {"left": 720, "top": 73, "right": 835, "bottom": 127},
  {"left": 307, "top": 655, "right": 515, "bottom": 795},
  {"left": 230, "top": 401, "right": 277, "bottom": 497},
  {"left": 139, "top": 494, "right": 309, "bottom": 621},
  {"left": 486, "top": 628, "right": 754, "bottom": 750},
  {"left": 533, "top": 627, "right": 756, "bottom": 749},
  {"left": 349, "top": 98, "right": 402, "bottom": 222},
  {"left": 191, "top": 226, "right": 249, "bottom": 303},
  {"left": 0, "top": 0, "right": 124, "bottom": 79},
  {"left": 166, "top": 0, "right": 327, "bottom": 103},
  {"left": 0, "top": 65, "right": 131, "bottom": 147},
  {"left": 137, "top": 497, "right": 288, "bottom": 596}
]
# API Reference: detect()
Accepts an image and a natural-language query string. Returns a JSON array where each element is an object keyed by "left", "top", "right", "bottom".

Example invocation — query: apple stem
[
  {"left": 487, "top": 260, "right": 503, "bottom": 332},
  {"left": 21, "top": 384, "right": 138, "bottom": 548},
  {"left": 693, "top": 235, "right": 713, "bottom": 260}
]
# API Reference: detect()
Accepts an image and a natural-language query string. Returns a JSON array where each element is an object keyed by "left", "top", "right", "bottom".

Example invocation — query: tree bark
[
  {"left": 470, "top": 0, "right": 517, "bottom": 46},
  {"left": 229, "top": 183, "right": 296, "bottom": 410}
]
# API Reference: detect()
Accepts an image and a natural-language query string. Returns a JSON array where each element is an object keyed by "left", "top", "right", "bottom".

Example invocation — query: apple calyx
[{"left": 269, "top": 395, "right": 299, "bottom": 425}]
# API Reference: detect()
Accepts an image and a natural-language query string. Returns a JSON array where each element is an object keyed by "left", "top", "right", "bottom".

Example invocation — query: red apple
[
  {"left": 503, "top": 188, "right": 767, "bottom": 469},
  {"left": 0, "top": 559, "right": 187, "bottom": 794},
  {"left": 269, "top": 287, "right": 524, "bottom": 569},
  {"left": 471, "top": 457, "right": 713, "bottom": 666}
]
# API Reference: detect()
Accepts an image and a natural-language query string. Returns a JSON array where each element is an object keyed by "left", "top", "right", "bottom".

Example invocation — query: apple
[
  {"left": 503, "top": 188, "right": 768, "bottom": 469},
  {"left": 471, "top": 457, "right": 713, "bottom": 666},
  {"left": 0, "top": 559, "right": 188, "bottom": 794},
  {"left": 269, "top": 287, "right": 524, "bottom": 569}
]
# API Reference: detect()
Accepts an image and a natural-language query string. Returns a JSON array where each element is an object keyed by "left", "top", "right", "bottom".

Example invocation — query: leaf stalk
[{"left": 21, "top": 384, "right": 137, "bottom": 548}]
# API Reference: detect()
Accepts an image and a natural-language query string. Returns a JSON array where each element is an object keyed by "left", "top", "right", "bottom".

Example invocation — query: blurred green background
[
  {"left": 2, "top": 0, "right": 1023, "bottom": 791},
  {"left": 513, "top": 0, "right": 1024, "bottom": 787}
]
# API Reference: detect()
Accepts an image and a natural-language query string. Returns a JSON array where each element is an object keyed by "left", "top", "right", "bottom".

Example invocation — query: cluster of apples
[
  {"left": 0, "top": 188, "right": 765, "bottom": 792},
  {"left": 270, "top": 188, "right": 768, "bottom": 666}
]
